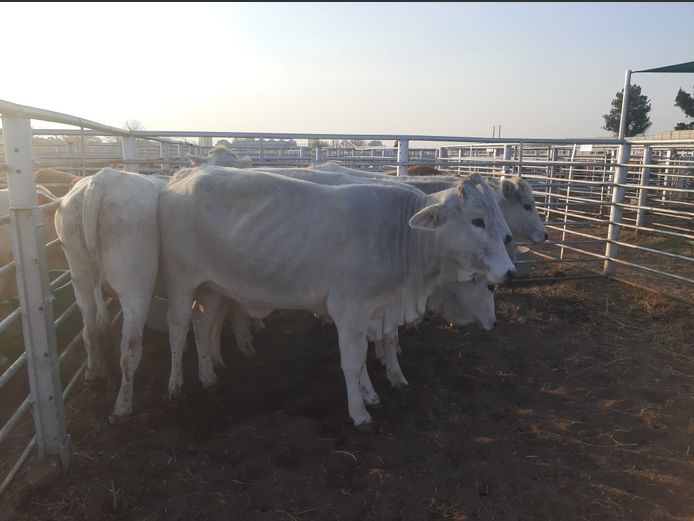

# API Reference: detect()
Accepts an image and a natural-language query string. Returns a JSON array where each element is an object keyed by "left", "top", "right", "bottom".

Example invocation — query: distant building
[{"left": 636, "top": 129, "right": 694, "bottom": 141}]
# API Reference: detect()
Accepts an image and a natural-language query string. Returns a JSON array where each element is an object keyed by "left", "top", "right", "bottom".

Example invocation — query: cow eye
[
  {"left": 487, "top": 285, "right": 495, "bottom": 292},
  {"left": 472, "top": 218, "right": 485, "bottom": 229},
  {"left": 523, "top": 204, "right": 532, "bottom": 211}
]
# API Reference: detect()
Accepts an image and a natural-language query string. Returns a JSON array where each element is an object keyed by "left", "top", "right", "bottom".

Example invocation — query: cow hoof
[
  {"left": 240, "top": 347, "right": 256, "bottom": 358},
  {"left": 166, "top": 390, "right": 185, "bottom": 409},
  {"left": 354, "top": 422, "right": 378, "bottom": 435},
  {"left": 108, "top": 413, "right": 131, "bottom": 425},
  {"left": 83, "top": 374, "right": 104, "bottom": 386},
  {"left": 205, "top": 381, "right": 224, "bottom": 395},
  {"left": 366, "top": 401, "right": 383, "bottom": 411}
]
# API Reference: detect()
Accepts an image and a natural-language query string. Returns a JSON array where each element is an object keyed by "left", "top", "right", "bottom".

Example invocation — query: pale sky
[{"left": 1, "top": 2, "right": 693, "bottom": 139}]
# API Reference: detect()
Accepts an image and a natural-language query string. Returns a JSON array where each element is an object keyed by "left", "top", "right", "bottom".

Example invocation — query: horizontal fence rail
[{"left": 1, "top": 98, "right": 693, "bottom": 498}]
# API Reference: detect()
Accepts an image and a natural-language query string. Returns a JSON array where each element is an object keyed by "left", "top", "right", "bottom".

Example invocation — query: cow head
[
  {"left": 427, "top": 279, "right": 496, "bottom": 331},
  {"left": 497, "top": 176, "right": 547, "bottom": 244},
  {"left": 409, "top": 174, "right": 516, "bottom": 285},
  {"left": 187, "top": 146, "right": 253, "bottom": 168}
]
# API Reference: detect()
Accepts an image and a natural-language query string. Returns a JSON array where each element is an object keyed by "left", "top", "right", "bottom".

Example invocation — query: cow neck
[{"left": 393, "top": 194, "right": 443, "bottom": 326}]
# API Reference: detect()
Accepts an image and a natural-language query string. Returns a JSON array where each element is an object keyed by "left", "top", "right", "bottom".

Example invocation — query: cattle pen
[{"left": 1, "top": 98, "right": 693, "bottom": 520}]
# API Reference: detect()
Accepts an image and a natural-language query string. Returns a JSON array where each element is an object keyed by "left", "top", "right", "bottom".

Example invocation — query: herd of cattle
[{"left": 1, "top": 145, "right": 548, "bottom": 430}]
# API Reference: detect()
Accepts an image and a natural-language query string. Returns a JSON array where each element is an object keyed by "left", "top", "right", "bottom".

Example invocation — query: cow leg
[
  {"left": 382, "top": 331, "right": 408, "bottom": 388},
  {"left": 332, "top": 312, "right": 372, "bottom": 428},
  {"left": 70, "top": 273, "right": 102, "bottom": 383},
  {"left": 167, "top": 291, "right": 194, "bottom": 400},
  {"left": 359, "top": 364, "right": 381, "bottom": 408},
  {"left": 229, "top": 300, "right": 256, "bottom": 357},
  {"left": 210, "top": 298, "right": 230, "bottom": 368},
  {"left": 192, "top": 290, "right": 220, "bottom": 388},
  {"left": 110, "top": 298, "right": 148, "bottom": 422},
  {"left": 373, "top": 339, "right": 387, "bottom": 366}
]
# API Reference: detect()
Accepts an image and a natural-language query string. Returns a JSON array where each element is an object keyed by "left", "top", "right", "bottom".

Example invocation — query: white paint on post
[
  {"left": 121, "top": 135, "right": 138, "bottom": 173},
  {"left": 502, "top": 144, "right": 512, "bottom": 175},
  {"left": 179, "top": 143, "right": 187, "bottom": 169},
  {"left": 2, "top": 115, "right": 69, "bottom": 469},
  {"left": 635, "top": 145, "right": 652, "bottom": 229},
  {"left": 617, "top": 70, "right": 632, "bottom": 141},
  {"left": 559, "top": 144, "right": 578, "bottom": 262},
  {"left": 397, "top": 139, "right": 409, "bottom": 177},
  {"left": 160, "top": 142, "right": 170, "bottom": 175},
  {"left": 603, "top": 143, "right": 632, "bottom": 275}
]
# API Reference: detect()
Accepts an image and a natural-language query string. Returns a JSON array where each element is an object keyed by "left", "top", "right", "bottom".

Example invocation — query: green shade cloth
[{"left": 635, "top": 61, "right": 694, "bottom": 73}]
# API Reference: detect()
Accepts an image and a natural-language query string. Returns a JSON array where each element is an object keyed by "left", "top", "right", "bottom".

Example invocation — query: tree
[
  {"left": 307, "top": 139, "right": 330, "bottom": 147},
  {"left": 602, "top": 84, "right": 652, "bottom": 137},
  {"left": 124, "top": 119, "right": 145, "bottom": 131},
  {"left": 674, "top": 86, "right": 694, "bottom": 130}
]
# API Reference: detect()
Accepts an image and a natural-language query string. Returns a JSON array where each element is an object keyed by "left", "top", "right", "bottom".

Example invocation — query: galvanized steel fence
[{"left": 0, "top": 98, "right": 692, "bottom": 497}]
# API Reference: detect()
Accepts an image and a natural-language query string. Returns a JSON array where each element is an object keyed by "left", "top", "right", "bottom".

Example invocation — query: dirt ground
[{"left": 2, "top": 273, "right": 694, "bottom": 521}]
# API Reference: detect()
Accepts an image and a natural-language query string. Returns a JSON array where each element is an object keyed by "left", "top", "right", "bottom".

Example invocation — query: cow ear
[
  {"left": 409, "top": 203, "right": 449, "bottom": 230},
  {"left": 238, "top": 156, "right": 253, "bottom": 168},
  {"left": 500, "top": 178, "right": 516, "bottom": 199},
  {"left": 36, "top": 186, "right": 58, "bottom": 205},
  {"left": 187, "top": 153, "right": 206, "bottom": 166}
]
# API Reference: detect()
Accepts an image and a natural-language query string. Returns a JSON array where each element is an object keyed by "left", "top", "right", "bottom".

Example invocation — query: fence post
[
  {"left": 122, "top": 135, "right": 138, "bottom": 173},
  {"left": 178, "top": 143, "right": 187, "bottom": 169},
  {"left": 517, "top": 142, "right": 524, "bottom": 177},
  {"left": 160, "top": 142, "right": 170, "bottom": 175},
  {"left": 501, "top": 144, "right": 512, "bottom": 175},
  {"left": 545, "top": 146, "right": 555, "bottom": 222},
  {"left": 1, "top": 114, "right": 69, "bottom": 470},
  {"left": 314, "top": 144, "right": 322, "bottom": 165},
  {"left": 438, "top": 146, "right": 447, "bottom": 173},
  {"left": 559, "top": 144, "right": 578, "bottom": 262},
  {"left": 661, "top": 148, "right": 673, "bottom": 203},
  {"left": 635, "top": 145, "right": 652, "bottom": 231},
  {"left": 603, "top": 143, "right": 632, "bottom": 275},
  {"left": 397, "top": 139, "right": 409, "bottom": 177}
]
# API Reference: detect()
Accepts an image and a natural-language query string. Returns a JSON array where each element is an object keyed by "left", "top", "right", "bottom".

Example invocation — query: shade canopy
[{"left": 635, "top": 61, "right": 694, "bottom": 74}]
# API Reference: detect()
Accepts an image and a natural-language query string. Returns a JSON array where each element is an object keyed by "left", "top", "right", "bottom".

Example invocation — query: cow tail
[{"left": 82, "top": 177, "right": 117, "bottom": 390}]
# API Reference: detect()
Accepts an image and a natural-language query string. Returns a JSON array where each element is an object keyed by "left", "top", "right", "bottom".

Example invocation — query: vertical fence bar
[
  {"left": 178, "top": 142, "right": 187, "bottom": 169},
  {"left": 517, "top": 142, "right": 524, "bottom": 177},
  {"left": 80, "top": 126, "right": 86, "bottom": 176},
  {"left": 397, "top": 139, "right": 409, "bottom": 177},
  {"left": 438, "top": 146, "right": 446, "bottom": 172},
  {"left": 122, "top": 135, "right": 138, "bottom": 173},
  {"left": 502, "top": 144, "right": 512, "bottom": 175},
  {"left": 661, "top": 148, "right": 673, "bottom": 203},
  {"left": 559, "top": 144, "right": 578, "bottom": 262},
  {"left": 314, "top": 144, "right": 322, "bottom": 164},
  {"left": 1, "top": 114, "right": 69, "bottom": 469},
  {"left": 160, "top": 142, "right": 170, "bottom": 175},
  {"left": 544, "top": 146, "right": 555, "bottom": 222},
  {"left": 635, "top": 145, "right": 652, "bottom": 231},
  {"left": 603, "top": 143, "right": 632, "bottom": 275}
]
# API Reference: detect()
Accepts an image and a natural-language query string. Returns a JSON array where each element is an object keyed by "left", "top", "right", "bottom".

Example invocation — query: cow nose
[
  {"left": 493, "top": 321, "right": 497, "bottom": 328},
  {"left": 504, "top": 234, "right": 513, "bottom": 245},
  {"left": 506, "top": 270, "right": 515, "bottom": 281},
  {"left": 544, "top": 232, "right": 549, "bottom": 241}
]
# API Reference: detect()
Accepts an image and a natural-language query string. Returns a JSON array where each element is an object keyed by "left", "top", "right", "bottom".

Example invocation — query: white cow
[
  {"left": 159, "top": 165, "right": 515, "bottom": 428},
  {"left": 55, "top": 168, "right": 167, "bottom": 422},
  {"left": 189, "top": 166, "right": 498, "bottom": 387},
  {"left": 313, "top": 162, "right": 548, "bottom": 248},
  {"left": 192, "top": 165, "right": 547, "bottom": 389}
]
